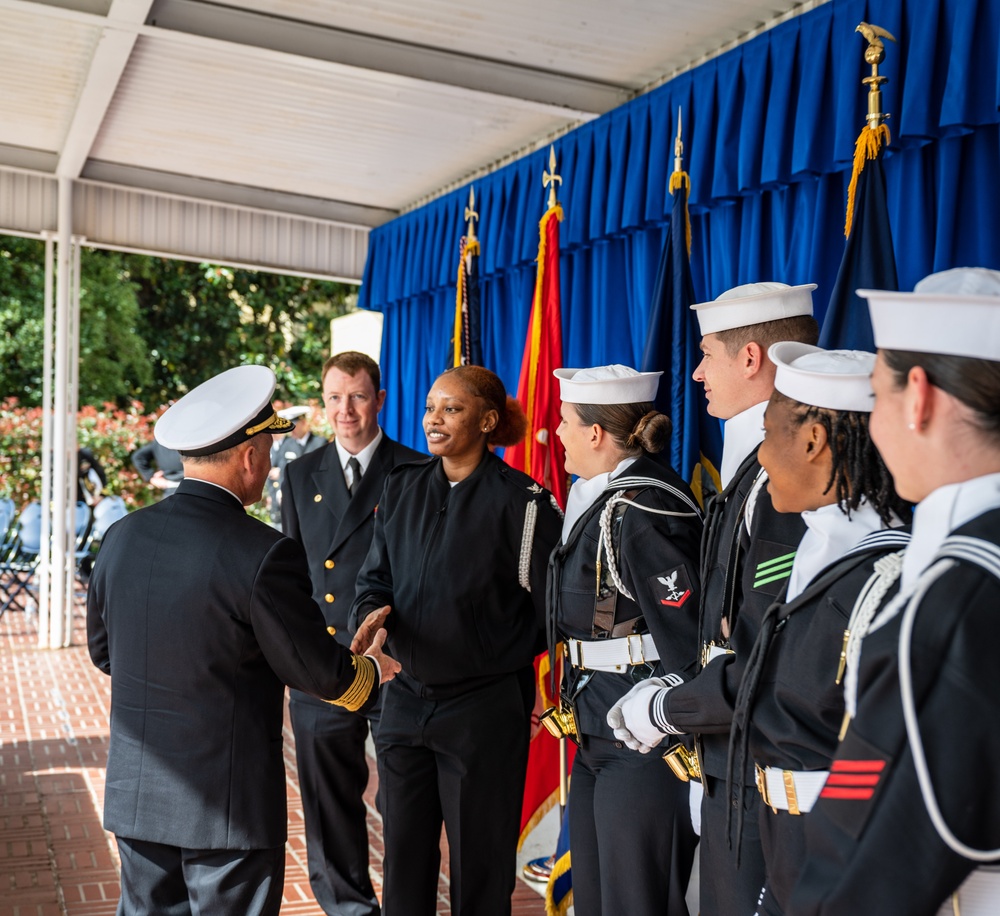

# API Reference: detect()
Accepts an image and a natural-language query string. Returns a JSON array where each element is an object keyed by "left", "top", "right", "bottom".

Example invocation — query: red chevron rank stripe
[{"left": 820, "top": 759, "right": 886, "bottom": 800}]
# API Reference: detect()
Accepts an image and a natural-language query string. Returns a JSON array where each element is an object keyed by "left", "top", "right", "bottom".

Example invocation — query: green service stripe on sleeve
[
  {"left": 755, "top": 550, "right": 797, "bottom": 573},
  {"left": 754, "top": 567, "right": 794, "bottom": 588}
]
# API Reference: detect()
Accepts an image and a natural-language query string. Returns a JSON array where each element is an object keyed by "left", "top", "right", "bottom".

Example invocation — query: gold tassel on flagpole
[
  {"left": 844, "top": 21, "right": 897, "bottom": 238},
  {"left": 844, "top": 123, "right": 891, "bottom": 239}
]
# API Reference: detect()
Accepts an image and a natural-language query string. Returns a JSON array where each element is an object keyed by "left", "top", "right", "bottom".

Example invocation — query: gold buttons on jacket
[
  {"left": 325, "top": 560, "right": 335, "bottom": 569},
  {"left": 325, "top": 594, "right": 335, "bottom": 603},
  {"left": 314, "top": 494, "right": 322, "bottom": 502},
  {"left": 327, "top": 626, "right": 337, "bottom": 636}
]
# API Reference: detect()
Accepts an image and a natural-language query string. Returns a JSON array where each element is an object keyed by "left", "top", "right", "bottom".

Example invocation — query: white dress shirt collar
[
  {"left": 335, "top": 428, "right": 383, "bottom": 479},
  {"left": 721, "top": 401, "right": 767, "bottom": 488}
]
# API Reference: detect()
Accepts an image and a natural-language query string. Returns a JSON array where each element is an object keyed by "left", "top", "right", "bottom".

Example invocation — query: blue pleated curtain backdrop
[{"left": 358, "top": 0, "right": 1000, "bottom": 451}]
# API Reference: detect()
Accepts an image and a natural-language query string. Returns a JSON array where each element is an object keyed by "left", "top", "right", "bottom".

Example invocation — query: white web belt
[{"left": 566, "top": 633, "right": 660, "bottom": 672}]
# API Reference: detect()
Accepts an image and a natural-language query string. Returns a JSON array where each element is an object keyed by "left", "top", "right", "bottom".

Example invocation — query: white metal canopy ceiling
[{"left": 0, "top": 0, "right": 820, "bottom": 281}]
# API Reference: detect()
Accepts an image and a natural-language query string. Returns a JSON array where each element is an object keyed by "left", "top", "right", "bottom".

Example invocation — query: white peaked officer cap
[
  {"left": 691, "top": 281, "right": 816, "bottom": 335},
  {"left": 859, "top": 267, "right": 1000, "bottom": 362},
  {"left": 554, "top": 365, "right": 663, "bottom": 405},
  {"left": 277, "top": 405, "right": 311, "bottom": 420},
  {"left": 769, "top": 342, "right": 876, "bottom": 413},
  {"left": 155, "top": 365, "right": 294, "bottom": 456}
]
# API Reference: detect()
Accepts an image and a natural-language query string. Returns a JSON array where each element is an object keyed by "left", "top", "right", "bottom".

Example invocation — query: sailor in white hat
[
  {"left": 547, "top": 364, "right": 704, "bottom": 915},
  {"left": 719, "top": 343, "right": 908, "bottom": 915},
  {"left": 607, "top": 283, "right": 821, "bottom": 916},
  {"left": 87, "top": 364, "right": 400, "bottom": 916},
  {"left": 266, "top": 405, "right": 324, "bottom": 528},
  {"left": 792, "top": 268, "right": 1000, "bottom": 916}
]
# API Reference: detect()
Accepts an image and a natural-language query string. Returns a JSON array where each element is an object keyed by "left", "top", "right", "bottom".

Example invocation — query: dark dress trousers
[
  {"left": 87, "top": 478, "right": 379, "bottom": 916},
  {"left": 281, "top": 435, "right": 423, "bottom": 915},
  {"left": 792, "top": 508, "right": 1000, "bottom": 915}
]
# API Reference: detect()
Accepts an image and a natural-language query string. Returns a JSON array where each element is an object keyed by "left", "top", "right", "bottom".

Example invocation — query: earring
[{"left": 908, "top": 423, "right": 916, "bottom": 430}]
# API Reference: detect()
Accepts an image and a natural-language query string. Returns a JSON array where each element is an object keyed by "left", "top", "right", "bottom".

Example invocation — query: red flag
[
  {"left": 504, "top": 203, "right": 568, "bottom": 509},
  {"left": 507, "top": 200, "right": 574, "bottom": 854}
]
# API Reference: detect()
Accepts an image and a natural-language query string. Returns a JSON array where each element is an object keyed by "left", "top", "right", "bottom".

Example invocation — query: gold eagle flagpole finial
[
  {"left": 464, "top": 186, "right": 478, "bottom": 241},
  {"left": 543, "top": 145, "right": 562, "bottom": 209},
  {"left": 856, "top": 21, "right": 896, "bottom": 129}
]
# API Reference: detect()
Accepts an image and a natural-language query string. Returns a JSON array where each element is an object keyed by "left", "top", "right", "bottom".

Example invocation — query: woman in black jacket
[
  {"left": 351, "top": 365, "right": 562, "bottom": 916},
  {"left": 548, "top": 364, "right": 703, "bottom": 916}
]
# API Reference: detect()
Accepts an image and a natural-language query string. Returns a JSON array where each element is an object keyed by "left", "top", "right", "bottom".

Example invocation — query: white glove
[{"left": 606, "top": 677, "right": 671, "bottom": 753}]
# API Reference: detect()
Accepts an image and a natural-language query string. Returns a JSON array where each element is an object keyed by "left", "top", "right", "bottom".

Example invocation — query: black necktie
[{"left": 347, "top": 457, "right": 362, "bottom": 497}]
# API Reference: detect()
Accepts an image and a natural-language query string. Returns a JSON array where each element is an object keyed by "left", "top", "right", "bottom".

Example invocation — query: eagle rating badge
[{"left": 651, "top": 565, "right": 693, "bottom": 608}]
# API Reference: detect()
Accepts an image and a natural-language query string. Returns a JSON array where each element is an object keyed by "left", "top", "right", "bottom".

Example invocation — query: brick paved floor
[{"left": 0, "top": 600, "right": 547, "bottom": 915}]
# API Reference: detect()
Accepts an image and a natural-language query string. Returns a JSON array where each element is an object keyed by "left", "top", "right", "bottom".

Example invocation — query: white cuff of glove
[{"left": 606, "top": 677, "right": 671, "bottom": 754}]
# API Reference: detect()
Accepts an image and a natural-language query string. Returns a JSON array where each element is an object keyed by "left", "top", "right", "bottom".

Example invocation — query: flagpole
[{"left": 844, "top": 21, "right": 896, "bottom": 239}]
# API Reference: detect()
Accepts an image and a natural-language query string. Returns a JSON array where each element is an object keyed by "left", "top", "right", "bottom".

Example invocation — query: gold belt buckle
[
  {"left": 626, "top": 634, "right": 646, "bottom": 667},
  {"left": 755, "top": 764, "right": 777, "bottom": 813}
]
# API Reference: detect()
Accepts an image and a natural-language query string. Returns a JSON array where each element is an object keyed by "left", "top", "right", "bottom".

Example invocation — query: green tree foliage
[
  {"left": 125, "top": 258, "right": 354, "bottom": 408},
  {"left": 0, "top": 236, "right": 153, "bottom": 406},
  {"left": 0, "top": 234, "right": 356, "bottom": 409}
]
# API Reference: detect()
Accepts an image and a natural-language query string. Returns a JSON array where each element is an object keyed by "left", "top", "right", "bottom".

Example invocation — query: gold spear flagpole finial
[
  {"left": 674, "top": 106, "right": 684, "bottom": 173},
  {"left": 543, "top": 145, "right": 562, "bottom": 209},
  {"left": 464, "top": 186, "right": 478, "bottom": 241},
  {"left": 856, "top": 21, "right": 896, "bottom": 128}
]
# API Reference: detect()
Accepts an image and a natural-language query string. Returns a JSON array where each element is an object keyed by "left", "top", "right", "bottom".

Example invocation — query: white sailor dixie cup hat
[
  {"left": 691, "top": 281, "right": 816, "bottom": 335},
  {"left": 155, "top": 365, "right": 294, "bottom": 456},
  {"left": 769, "top": 342, "right": 876, "bottom": 413},
  {"left": 277, "top": 405, "right": 311, "bottom": 421},
  {"left": 859, "top": 267, "right": 1000, "bottom": 363},
  {"left": 554, "top": 365, "right": 663, "bottom": 405}
]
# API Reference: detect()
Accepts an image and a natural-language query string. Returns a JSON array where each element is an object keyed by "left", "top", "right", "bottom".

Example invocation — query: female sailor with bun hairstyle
[{"left": 548, "top": 365, "right": 703, "bottom": 915}]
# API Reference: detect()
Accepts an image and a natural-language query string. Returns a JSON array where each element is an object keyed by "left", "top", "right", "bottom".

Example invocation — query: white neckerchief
[
  {"left": 335, "top": 428, "right": 383, "bottom": 489},
  {"left": 561, "top": 456, "right": 638, "bottom": 544},
  {"left": 901, "top": 472, "right": 1000, "bottom": 594},
  {"left": 721, "top": 401, "right": 767, "bottom": 488},
  {"left": 786, "top": 500, "right": 886, "bottom": 602}
]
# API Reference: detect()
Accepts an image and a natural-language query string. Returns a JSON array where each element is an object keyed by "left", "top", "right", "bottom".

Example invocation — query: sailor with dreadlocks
[
  {"left": 724, "top": 343, "right": 911, "bottom": 915},
  {"left": 545, "top": 365, "right": 703, "bottom": 916},
  {"left": 791, "top": 268, "right": 1000, "bottom": 915},
  {"left": 608, "top": 283, "right": 818, "bottom": 916}
]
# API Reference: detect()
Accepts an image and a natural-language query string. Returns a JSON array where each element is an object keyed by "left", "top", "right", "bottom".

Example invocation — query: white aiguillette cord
[{"left": 899, "top": 555, "right": 1000, "bottom": 861}]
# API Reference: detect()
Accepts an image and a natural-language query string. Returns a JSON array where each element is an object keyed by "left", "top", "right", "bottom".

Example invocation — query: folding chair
[{"left": 0, "top": 501, "right": 43, "bottom": 615}]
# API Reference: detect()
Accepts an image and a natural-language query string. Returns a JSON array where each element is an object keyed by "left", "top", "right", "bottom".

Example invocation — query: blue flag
[
  {"left": 544, "top": 805, "right": 572, "bottom": 916},
  {"left": 641, "top": 167, "right": 722, "bottom": 507},
  {"left": 819, "top": 125, "right": 898, "bottom": 350}
]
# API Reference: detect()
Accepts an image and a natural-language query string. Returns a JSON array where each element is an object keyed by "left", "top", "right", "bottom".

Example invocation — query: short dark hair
[
  {"left": 714, "top": 315, "right": 819, "bottom": 358},
  {"left": 883, "top": 349, "right": 1000, "bottom": 443},
  {"left": 322, "top": 351, "right": 381, "bottom": 391},
  {"left": 438, "top": 365, "right": 527, "bottom": 448}
]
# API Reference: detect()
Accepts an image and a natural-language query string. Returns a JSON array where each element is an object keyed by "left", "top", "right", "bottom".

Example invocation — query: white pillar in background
[
  {"left": 37, "top": 235, "right": 55, "bottom": 645},
  {"left": 48, "top": 177, "right": 73, "bottom": 649}
]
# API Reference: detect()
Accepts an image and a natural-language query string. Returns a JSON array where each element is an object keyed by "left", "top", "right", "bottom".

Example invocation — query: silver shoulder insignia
[{"left": 527, "top": 483, "right": 543, "bottom": 494}]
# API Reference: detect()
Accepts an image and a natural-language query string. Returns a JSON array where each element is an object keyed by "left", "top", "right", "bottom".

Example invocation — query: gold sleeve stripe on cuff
[{"left": 327, "top": 655, "right": 375, "bottom": 712}]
